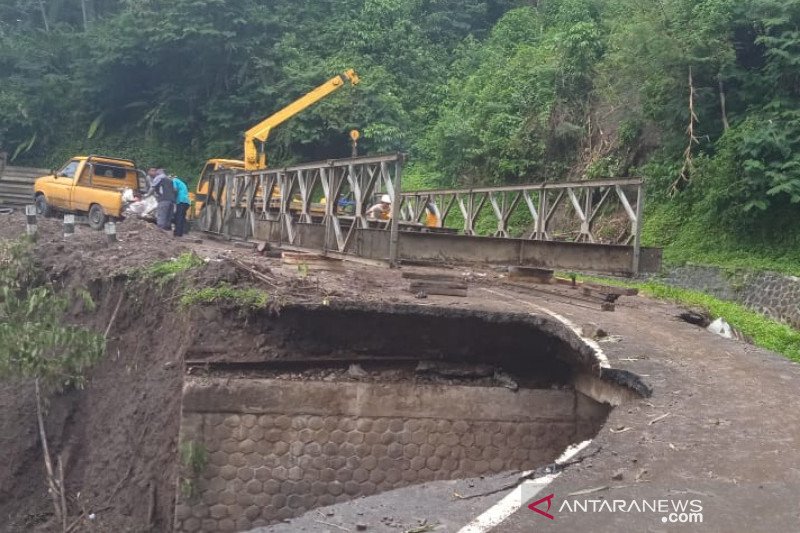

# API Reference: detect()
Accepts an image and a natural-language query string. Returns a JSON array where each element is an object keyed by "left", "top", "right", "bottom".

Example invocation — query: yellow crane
[
  {"left": 244, "top": 68, "right": 360, "bottom": 170},
  {"left": 193, "top": 69, "right": 360, "bottom": 214}
]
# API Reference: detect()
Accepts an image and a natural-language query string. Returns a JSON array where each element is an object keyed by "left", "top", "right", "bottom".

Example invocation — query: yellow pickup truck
[{"left": 34, "top": 155, "right": 144, "bottom": 229}]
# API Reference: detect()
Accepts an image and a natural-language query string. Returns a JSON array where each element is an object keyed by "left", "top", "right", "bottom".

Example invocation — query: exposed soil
[
  {"left": 0, "top": 212, "right": 624, "bottom": 531},
  {"left": 0, "top": 275, "right": 187, "bottom": 532},
  {"left": 0, "top": 215, "right": 194, "bottom": 532},
  {"left": 0, "top": 214, "right": 191, "bottom": 284}
]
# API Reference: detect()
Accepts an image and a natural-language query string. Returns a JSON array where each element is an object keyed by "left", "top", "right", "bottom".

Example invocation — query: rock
[
  {"left": 707, "top": 317, "right": 734, "bottom": 339},
  {"left": 581, "top": 323, "right": 608, "bottom": 339},
  {"left": 415, "top": 361, "right": 494, "bottom": 378},
  {"left": 678, "top": 310, "right": 711, "bottom": 327},
  {"left": 611, "top": 470, "right": 624, "bottom": 481},
  {"left": 356, "top": 525, "right": 367, "bottom": 531},
  {"left": 494, "top": 371, "right": 518, "bottom": 391},
  {"left": 347, "top": 364, "right": 368, "bottom": 378}
]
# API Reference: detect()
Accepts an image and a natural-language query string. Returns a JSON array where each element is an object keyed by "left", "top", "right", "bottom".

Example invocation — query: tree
[{"left": 0, "top": 238, "right": 104, "bottom": 530}]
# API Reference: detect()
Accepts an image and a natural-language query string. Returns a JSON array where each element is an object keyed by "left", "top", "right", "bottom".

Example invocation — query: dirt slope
[{"left": 0, "top": 215, "right": 190, "bottom": 532}]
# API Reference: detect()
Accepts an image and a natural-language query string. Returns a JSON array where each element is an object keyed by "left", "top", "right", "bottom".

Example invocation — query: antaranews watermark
[{"left": 527, "top": 492, "right": 703, "bottom": 524}]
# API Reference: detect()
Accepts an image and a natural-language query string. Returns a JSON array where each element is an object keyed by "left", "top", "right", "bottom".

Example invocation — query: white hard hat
[{"left": 381, "top": 194, "right": 391, "bottom": 203}]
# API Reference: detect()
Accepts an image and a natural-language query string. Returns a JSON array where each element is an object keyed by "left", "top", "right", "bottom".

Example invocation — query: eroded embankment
[
  {"left": 0, "top": 275, "right": 187, "bottom": 532},
  {"left": 0, "top": 247, "right": 648, "bottom": 533},
  {"left": 173, "top": 302, "right": 649, "bottom": 532}
]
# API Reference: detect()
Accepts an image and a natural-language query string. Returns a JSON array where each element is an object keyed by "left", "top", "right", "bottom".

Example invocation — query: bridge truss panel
[{"left": 398, "top": 178, "right": 645, "bottom": 273}]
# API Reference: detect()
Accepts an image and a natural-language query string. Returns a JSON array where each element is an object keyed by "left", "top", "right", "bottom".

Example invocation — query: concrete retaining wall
[
  {"left": 658, "top": 265, "right": 800, "bottom": 329},
  {"left": 173, "top": 378, "right": 609, "bottom": 532}
]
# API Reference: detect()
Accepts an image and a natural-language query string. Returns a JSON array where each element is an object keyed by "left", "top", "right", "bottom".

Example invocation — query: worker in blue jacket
[{"left": 171, "top": 176, "right": 191, "bottom": 237}]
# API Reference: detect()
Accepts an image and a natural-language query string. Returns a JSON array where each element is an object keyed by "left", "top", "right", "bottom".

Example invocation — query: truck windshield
[{"left": 58, "top": 160, "right": 79, "bottom": 178}]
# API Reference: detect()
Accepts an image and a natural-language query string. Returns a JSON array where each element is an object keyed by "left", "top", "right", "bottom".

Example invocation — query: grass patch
[
  {"left": 179, "top": 440, "right": 207, "bottom": 500},
  {"left": 642, "top": 201, "right": 800, "bottom": 276},
  {"left": 141, "top": 252, "right": 205, "bottom": 282},
  {"left": 577, "top": 274, "right": 800, "bottom": 362},
  {"left": 180, "top": 283, "right": 268, "bottom": 310},
  {"left": 180, "top": 440, "right": 208, "bottom": 474}
]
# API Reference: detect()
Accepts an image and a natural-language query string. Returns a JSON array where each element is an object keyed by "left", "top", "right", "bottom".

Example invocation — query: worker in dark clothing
[
  {"left": 172, "top": 176, "right": 191, "bottom": 237},
  {"left": 147, "top": 167, "right": 175, "bottom": 231}
]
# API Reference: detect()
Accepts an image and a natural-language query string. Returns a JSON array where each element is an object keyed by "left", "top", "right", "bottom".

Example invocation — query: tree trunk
[
  {"left": 38, "top": 0, "right": 50, "bottom": 32},
  {"left": 718, "top": 76, "right": 729, "bottom": 131},
  {"left": 80, "top": 0, "right": 88, "bottom": 31},
  {"left": 35, "top": 378, "right": 64, "bottom": 527}
]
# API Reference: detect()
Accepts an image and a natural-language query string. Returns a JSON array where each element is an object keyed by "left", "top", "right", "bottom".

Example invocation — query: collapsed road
[{"left": 0, "top": 214, "right": 798, "bottom": 533}]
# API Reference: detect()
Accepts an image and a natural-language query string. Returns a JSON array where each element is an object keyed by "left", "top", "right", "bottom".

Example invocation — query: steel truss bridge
[{"left": 197, "top": 153, "right": 660, "bottom": 275}]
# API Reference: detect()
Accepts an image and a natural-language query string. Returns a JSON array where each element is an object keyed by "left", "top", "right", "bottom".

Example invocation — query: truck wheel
[
  {"left": 88, "top": 204, "right": 106, "bottom": 230},
  {"left": 34, "top": 194, "right": 51, "bottom": 217}
]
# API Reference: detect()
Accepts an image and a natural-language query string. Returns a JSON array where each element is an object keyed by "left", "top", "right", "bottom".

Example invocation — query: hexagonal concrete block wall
[{"left": 173, "top": 378, "right": 608, "bottom": 532}]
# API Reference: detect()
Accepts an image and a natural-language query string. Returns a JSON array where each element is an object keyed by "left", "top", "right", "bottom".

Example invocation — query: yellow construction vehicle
[
  {"left": 244, "top": 69, "right": 359, "bottom": 170},
  {"left": 193, "top": 69, "right": 359, "bottom": 216}
]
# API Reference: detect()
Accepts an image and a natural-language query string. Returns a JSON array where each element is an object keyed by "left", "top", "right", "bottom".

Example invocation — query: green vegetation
[
  {"left": 179, "top": 284, "right": 268, "bottom": 310},
  {"left": 138, "top": 252, "right": 205, "bottom": 284},
  {"left": 0, "top": 238, "right": 104, "bottom": 389},
  {"left": 180, "top": 440, "right": 208, "bottom": 475},
  {"left": 642, "top": 201, "right": 800, "bottom": 276},
  {"left": 2, "top": 0, "right": 799, "bottom": 265},
  {"left": 179, "top": 440, "right": 208, "bottom": 500},
  {"left": 297, "top": 262, "right": 310, "bottom": 278},
  {"left": 136, "top": 255, "right": 268, "bottom": 312},
  {"left": 579, "top": 275, "right": 800, "bottom": 362}
]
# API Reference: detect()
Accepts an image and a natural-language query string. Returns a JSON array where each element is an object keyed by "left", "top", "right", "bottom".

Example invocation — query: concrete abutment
[{"left": 173, "top": 303, "right": 648, "bottom": 531}]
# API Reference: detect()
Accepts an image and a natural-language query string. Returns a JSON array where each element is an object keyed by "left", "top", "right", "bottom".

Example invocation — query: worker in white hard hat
[{"left": 366, "top": 193, "right": 392, "bottom": 220}]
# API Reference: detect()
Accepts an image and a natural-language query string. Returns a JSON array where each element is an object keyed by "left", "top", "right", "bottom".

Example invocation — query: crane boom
[{"left": 243, "top": 69, "right": 360, "bottom": 170}]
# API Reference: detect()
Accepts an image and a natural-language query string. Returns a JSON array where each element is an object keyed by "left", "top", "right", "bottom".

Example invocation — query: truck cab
[
  {"left": 34, "top": 156, "right": 143, "bottom": 229},
  {"left": 192, "top": 158, "right": 245, "bottom": 218}
]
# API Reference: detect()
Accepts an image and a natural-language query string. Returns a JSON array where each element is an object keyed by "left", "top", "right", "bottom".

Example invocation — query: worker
[
  {"left": 145, "top": 166, "right": 157, "bottom": 187},
  {"left": 147, "top": 166, "right": 175, "bottom": 231},
  {"left": 366, "top": 194, "right": 392, "bottom": 220},
  {"left": 424, "top": 202, "right": 439, "bottom": 228},
  {"left": 172, "top": 176, "right": 191, "bottom": 237}
]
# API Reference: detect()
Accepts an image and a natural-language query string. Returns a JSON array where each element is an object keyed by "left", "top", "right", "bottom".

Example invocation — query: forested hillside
[{"left": 1, "top": 0, "right": 799, "bottom": 270}]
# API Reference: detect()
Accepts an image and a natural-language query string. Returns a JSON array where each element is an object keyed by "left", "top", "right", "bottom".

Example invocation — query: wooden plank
[
  {"left": 410, "top": 286, "right": 468, "bottom": 297},
  {"left": 409, "top": 281, "right": 468, "bottom": 291},
  {"left": 508, "top": 266, "right": 554, "bottom": 283},
  {"left": 281, "top": 251, "right": 344, "bottom": 269},
  {"left": 281, "top": 251, "right": 324, "bottom": 263},
  {"left": 553, "top": 276, "right": 581, "bottom": 287},
  {"left": 282, "top": 254, "right": 329, "bottom": 262},
  {"left": 402, "top": 272, "right": 463, "bottom": 282},
  {"left": 500, "top": 280, "right": 611, "bottom": 310},
  {"left": 583, "top": 282, "right": 639, "bottom": 296}
]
